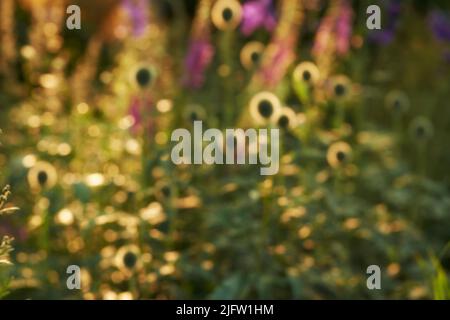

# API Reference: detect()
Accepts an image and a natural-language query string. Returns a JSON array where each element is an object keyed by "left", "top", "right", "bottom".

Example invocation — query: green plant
[{"left": 0, "top": 131, "right": 19, "bottom": 297}]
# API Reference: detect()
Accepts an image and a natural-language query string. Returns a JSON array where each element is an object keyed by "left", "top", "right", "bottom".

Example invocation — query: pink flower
[
  {"left": 241, "top": 0, "right": 277, "bottom": 36},
  {"left": 182, "top": 39, "right": 215, "bottom": 89},
  {"left": 313, "top": 0, "right": 354, "bottom": 57},
  {"left": 335, "top": 0, "right": 353, "bottom": 56}
]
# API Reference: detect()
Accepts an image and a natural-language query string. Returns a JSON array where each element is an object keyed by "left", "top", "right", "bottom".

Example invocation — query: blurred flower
[
  {"left": 132, "top": 64, "right": 156, "bottom": 89},
  {"left": 428, "top": 10, "right": 450, "bottom": 42},
  {"left": 211, "top": 0, "right": 243, "bottom": 31},
  {"left": 128, "top": 95, "right": 153, "bottom": 135},
  {"left": 313, "top": 0, "right": 354, "bottom": 57},
  {"left": 293, "top": 61, "right": 320, "bottom": 85},
  {"left": 409, "top": 117, "right": 434, "bottom": 141},
  {"left": 121, "top": 0, "right": 150, "bottom": 37},
  {"left": 183, "top": 104, "right": 207, "bottom": 123},
  {"left": 335, "top": 0, "right": 353, "bottom": 56},
  {"left": 183, "top": 39, "right": 215, "bottom": 89},
  {"left": 115, "top": 245, "right": 142, "bottom": 274},
  {"left": 259, "top": 40, "right": 296, "bottom": 87},
  {"left": 128, "top": 96, "right": 141, "bottom": 133},
  {"left": 327, "top": 142, "right": 352, "bottom": 168},
  {"left": 275, "top": 107, "right": 298, "bottom": 130},
  {"left": 154, "top": 180, "right": 172, "bottom": 202},
  {"left": 328, "top": 75, "right": 352, "bottom": 100},
  {"left": 27, "top": 161, "right": 57, "bottom": 191},
  {"left": 255, "top": 0, "right": 302, "bottom": 87},
  {"left": 369, "top": 30, "right": 395, "bottom": 45},
  {"left": 385, "top": 90, "right": 410, "bottom": 114},
  {"left": 240, "top": 41, "right": 264, "bottom": 70},
  {"left": 240, "top": 0, "right": 277, "bottom": 36},
  {"left": 249, "top": 91, "right": 282, "bottom": 125}
]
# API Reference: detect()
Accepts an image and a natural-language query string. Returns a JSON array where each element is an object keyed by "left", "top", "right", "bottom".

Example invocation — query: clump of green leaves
[{"left": 0, "top": 185, "right": 18, "bottom": 298}]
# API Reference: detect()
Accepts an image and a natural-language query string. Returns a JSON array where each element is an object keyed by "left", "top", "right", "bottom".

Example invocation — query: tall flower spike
[
  {"left": 122, "top": 0, "right": 150, "bottom": 37},
  {"left": 241, "top": 0, "right": 277, "bottom": 36},
  {"left": 128, "top": 94, "right": 154, "bottom": 136},
  {"left": 312, "top": 0, "right": 353, "bottom": 77},
  {"left": 253, "top": 0, "right": 303, "bottom": 88},
  {"left": 335, "top": 0, "right": 353, "bottom": 56},
  {"left": 182, "top": 0, "right": 215, "bottom": 89}
]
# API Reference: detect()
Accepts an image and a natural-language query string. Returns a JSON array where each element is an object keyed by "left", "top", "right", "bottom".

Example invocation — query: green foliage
[
  {"left": 0, "top": 185, "right": 16, "bottom": 298},
  {"left": 0, "top": 0, "right": 449, "bottom": 300}
]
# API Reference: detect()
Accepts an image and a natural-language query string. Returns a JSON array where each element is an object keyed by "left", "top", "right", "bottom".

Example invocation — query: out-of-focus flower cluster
[{"left": 0, "top": 0, "right": 449, "bottom": 299}]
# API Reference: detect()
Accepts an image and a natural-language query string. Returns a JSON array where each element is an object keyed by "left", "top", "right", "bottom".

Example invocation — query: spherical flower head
[
  {"left": 212, "top": 0, "right": 243, "bottom": 31},
  {"left": 409, "top": 117, "right": 434, "bottom": 142},
  {"left": 27, "top": 161, "right": 58, "bottom": 191},
  {"left": 385, "top": 90, "right": 410, "bottom": 114},
  {"left": 249, "top": 91, "right": 282, "bottom": 125},
  {"left": 183, "top": 104, "right": 207, "bottom": 123},
  {"left": 241, "top": 0, "right": 277, "bottom": 36},
  {"left": 327, "top": 75, "right": 352, "bottom": 101},
  {"left": 275, "top": 107, "right": 298, "bottom": 130},
  {"left": 130, "top": 64, "right": 156, "bottom": 90},
  {"left": 136, "top": 67, "right": 153, "bottom": 88},
  {"left": 293, "top": 61, "right": 320, "bottom": 86},
  {"left": 240, "top": 41, "right": 265, "bottom": 70},
  {"left": 115, "top": 245, "right": 142, "bottom": 275},
  {"left": 327, "top": 142, "right": 352, "bottom": 168}
]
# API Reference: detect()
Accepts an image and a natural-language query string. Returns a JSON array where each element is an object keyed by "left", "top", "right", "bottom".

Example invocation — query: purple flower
[
  {"left": 182, "top": 39, "right": 215, "bottom": 89},
  {"left": 428, "top": 10, "right": 450, "bottom": 42},
  {"left": 241, "top": 0, "right": 277, "bottom": 36},
  {"left": 122, "top": 0, "right": 150, "bottom": 37},
  {"left": 128, "top": 95, "right": 154, "bottom": 136},
  {"left": 386, "top": 0, "right": 401, "bottom": 29},
  {"left": 368, "top": 30, "right": 395, "bottom": 45},
  {"left": 368, "top": 0, "right": 401, "bottom": 45},
  {"left": 259, "top": 39, "right": 295, "bottom": 87}
]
